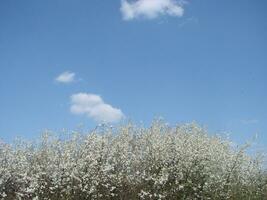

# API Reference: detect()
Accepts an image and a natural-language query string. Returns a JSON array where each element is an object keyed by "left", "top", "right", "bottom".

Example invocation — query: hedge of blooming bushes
[{"left": 0, "top": 121, "right": 266, "bottom": 200}]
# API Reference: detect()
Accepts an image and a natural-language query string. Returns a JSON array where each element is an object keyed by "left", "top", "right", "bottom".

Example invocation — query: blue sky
[{"left": 0, "top": 0, "right": 266, "bottom": 151}]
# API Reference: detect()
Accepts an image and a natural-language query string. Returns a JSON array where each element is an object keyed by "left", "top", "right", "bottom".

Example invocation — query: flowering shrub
[{"left": 0, "top": 121, "right": 266, "bottom": 199}]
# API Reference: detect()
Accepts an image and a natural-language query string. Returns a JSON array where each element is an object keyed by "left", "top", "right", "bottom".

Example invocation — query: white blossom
[{"left": 0, "top": 121, "right": 266, "bottom": 199}]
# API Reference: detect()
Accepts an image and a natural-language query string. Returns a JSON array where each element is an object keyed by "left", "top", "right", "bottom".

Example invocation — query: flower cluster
[{"left": 0, "top": 121, "right": 266, "bottom": 199}]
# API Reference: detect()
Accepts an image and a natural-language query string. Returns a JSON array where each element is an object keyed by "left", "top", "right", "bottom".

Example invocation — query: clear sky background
[{"left": 0, "top": 0, "right": 266, "bottom": 152}]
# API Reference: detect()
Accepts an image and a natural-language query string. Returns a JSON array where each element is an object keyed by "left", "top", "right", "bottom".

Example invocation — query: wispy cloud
[
  {"left": 178, "top": 16, "right": 198, "bottom": 27},
  {"left": 240, "top": 119, "right": 259, "bottom": 125},
  {"left": 120, "top": 0, "right": 184, "bottom": 20},
  {"left": 55, "top": 71, "right": 75, "bottom": 83},
  {"left": 70, "top": 93, "right": 124, "bottom": 123}
]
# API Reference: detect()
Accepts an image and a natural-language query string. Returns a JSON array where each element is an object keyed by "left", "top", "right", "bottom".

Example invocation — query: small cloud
[
  {"left": 241, "top": 119, "right": 259, "bottom": 125},
  {"left": 120, "top": 0, "right": 184, "bottom": 20},
  {"left": 178, "top": 16, "right": 198, "bottom": 27},
  {"left": 70, "top": 93, "right": 124, "bottom": 123},
  {"left": 55, "top": 71, "right": 75, "bottom": 83}
]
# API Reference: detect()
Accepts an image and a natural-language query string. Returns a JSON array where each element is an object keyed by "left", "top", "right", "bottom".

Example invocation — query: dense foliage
[{"left": 0, "top": 121, "right": 266, "bottom": 199}]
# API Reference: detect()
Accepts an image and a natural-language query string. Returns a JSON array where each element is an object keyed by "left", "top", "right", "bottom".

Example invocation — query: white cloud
[
  {"left": 70, "top": 93, "right": 124, "bottom": 123},
  {"left": 55, "top": 71, "right": 75, "bottom": 83},
  {"left": 120, "top": 0, "right": 184, "bottom": 20}
]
